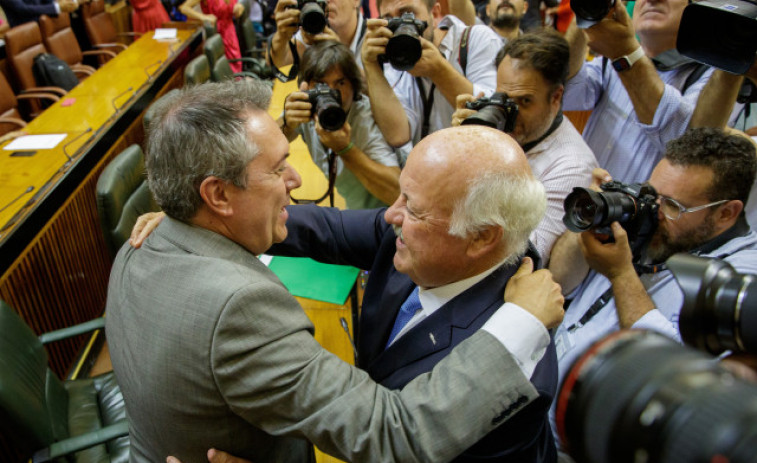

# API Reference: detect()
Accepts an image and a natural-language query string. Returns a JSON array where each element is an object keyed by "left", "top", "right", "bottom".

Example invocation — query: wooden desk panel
[{"left": 0, "top": 28, "right": 202, "bottom": 379}]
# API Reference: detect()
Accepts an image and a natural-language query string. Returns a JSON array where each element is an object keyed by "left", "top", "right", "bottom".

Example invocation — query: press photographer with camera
[
  {"left": 547, "top": 127, "right": 757, "bottom": 451},
  {"left": 361, "top": 0, "right": 502, "bottom": 147},
  {"left": 451, "top": 30, "right": 597, "bottom": 264},
  {"left": 279, "top": 40, "right": 401, "bottom": 208},
  {"left": 268, "top": 0, "right": 367, "bottom": 81},
  {"left": 562, "top": 0, "right": 713, "bottom": 184}
]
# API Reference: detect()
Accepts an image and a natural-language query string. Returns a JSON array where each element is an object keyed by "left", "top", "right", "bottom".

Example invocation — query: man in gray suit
[{"left": 106, "top": 79, "right": 564, "bottom": 463}]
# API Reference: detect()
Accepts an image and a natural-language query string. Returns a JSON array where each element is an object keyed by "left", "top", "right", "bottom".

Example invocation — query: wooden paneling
[{"left": 0, "top": 29, "right": 199, "bottom": 432}]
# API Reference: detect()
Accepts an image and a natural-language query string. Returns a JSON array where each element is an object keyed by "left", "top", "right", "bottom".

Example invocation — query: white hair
[{"left": 448, "top": 171, "right": 546, "bottom": 262}]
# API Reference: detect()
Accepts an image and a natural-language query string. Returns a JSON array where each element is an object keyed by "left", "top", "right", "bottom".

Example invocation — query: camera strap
[
  {"left": 268, "top": 36, "right": 300, "bottom": 82},
  {"left": 290, "top": 149, "right": 338, "bottom": 207},
  {"left": 415, "top": 77, "right": 435, "bottom": 139}
]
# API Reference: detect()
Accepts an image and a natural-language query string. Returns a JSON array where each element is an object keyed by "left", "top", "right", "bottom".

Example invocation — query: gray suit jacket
[{"left": 106, "top": 217, "right": 539, "bottom": 463}]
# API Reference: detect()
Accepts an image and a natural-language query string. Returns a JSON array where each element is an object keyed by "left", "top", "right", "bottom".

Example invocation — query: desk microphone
[
  {"left": 62, "top": 127, "right": 93, "bottom": 166},
  {"left": 0, "top": 186, "right": 33, "bottom": 214},
  {"left": 111, "top": 86, "right": 134, "bottom": 112},
  {"left": 144, "top": 60, "right": 163, "bottom": 79},
  {"left": 340, "top": 317, "right": 359, "bottom": 364}
]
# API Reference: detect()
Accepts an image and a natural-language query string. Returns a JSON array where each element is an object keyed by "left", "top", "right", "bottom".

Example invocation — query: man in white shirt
[
  {"left": 267, "top": 0, "right": 368, "bottom": 80},
  {"left": 361, "top": 0, "right": 502, "bottom": 146},
  {"left": 453, "top": 30, "right": 597, "bottom": 264}
]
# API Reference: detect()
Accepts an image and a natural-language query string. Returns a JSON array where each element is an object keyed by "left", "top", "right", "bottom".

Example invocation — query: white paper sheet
[
  {"left": 153, "top": 28, "right": 178, "bottom": 40},
  {"left": 4, "top": 134, "right": 68, "bottom": 150}
]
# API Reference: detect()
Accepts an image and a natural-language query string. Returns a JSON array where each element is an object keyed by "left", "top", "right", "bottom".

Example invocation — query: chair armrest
[
  {"left": 117, "top": 32, "right": 142, "bottom": 38},
  {"left": 71, "top": 64, "right": 96, "bottom": 76},
  {"left": 16, "top": 92, "right": 60, "bottom": 103},
  {"left": 38, "top": 317, "right": 105, "bottom": 344},
  {"left": 0, "top": 116, "right": 27, "bottom": 128},
  {"left": 228, "top": 57, "right": 266, "bottom": 65},
  {"left": 83, "top": 49, "right": 118, "bottom": 59},
  {"left": 94, "top": 42, "right": 128, "bottom": 52},
  {"left": 31, "top": 420, "right": 129, "bottom": 463},
  {"left": 233, "top": 71, "right": 264, "bottom": 79},
  {"left": 22, "top": 86, "right": 67, "bottom": 97}
]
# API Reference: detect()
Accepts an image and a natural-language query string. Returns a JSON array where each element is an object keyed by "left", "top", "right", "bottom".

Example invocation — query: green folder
[{"left": 269, "top": 256, "right": 360, "bottom": 305}]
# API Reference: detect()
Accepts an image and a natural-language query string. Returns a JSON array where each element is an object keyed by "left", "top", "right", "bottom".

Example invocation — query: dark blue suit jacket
[
  {"left": 0, "top": 0, "right": 58, "bottom": 27},
  {"left": 271, "top": 205, "right": 558, "bottom": 462}
]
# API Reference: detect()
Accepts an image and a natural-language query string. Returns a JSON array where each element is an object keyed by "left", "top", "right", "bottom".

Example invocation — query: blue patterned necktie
[{"left": 386, "top": 286, "right": 422, "bottom": 348}]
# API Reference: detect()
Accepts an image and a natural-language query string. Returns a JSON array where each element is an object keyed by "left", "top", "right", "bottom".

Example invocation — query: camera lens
[
  {"left": 461, "top": 106, "right": 508, "bottom": 131},
  {"left": 316, "top": 102, "right": 346, "bottom": 131},
  {"left": 571, "top": 0, "right": 615, "bottom": 27},
  {"left": 562, "top": 187, "right": 638, "bottom": 233},
  {"left": 386, "top": 25, "right": 423, "bottom": 71},
  {"left": 668, "top": 254, "right": 757, "bottom": 355},
  {"left": 557, "top": 330, "right": 757, "bottom": 463},
  {"left": 300, "top": 1, "right": 327, "bottom": 35}
]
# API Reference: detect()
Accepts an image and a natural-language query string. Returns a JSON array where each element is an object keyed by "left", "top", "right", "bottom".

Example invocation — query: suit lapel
[{"left": 367, "top": 262, "right": 519, "bottom": 383}]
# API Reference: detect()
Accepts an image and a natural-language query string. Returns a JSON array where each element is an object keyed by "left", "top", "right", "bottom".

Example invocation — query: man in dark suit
[
  {"left": 0, "top": 0, "right": 78, "bottom": 27},
  {"left": 270, "top": 124, "right": 559, "bottom": 461},
  {"left": 114, "top": 80, "right": 565, "bottom": 463}
]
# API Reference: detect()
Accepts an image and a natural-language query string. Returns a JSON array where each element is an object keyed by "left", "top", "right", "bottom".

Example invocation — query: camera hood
[{"left": 677, "top": 0, "right": 757, "bottom": 74}]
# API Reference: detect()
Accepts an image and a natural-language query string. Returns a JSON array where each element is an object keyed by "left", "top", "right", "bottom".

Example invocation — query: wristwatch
[{"left": 611, "top": 47, "right": 645, "bottom": 72}]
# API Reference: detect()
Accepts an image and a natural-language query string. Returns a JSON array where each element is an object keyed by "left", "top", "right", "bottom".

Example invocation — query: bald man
[
  {"left": 119, "top": 82, "right": 564, "bottom": 463},
  {"left": 270, "top": 125, "right": 560, "bottom": 462}
]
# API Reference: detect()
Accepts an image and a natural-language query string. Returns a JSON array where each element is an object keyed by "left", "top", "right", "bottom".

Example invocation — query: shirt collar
[{"left": 418, "top": 257, "right": 509, "bottom": 315}]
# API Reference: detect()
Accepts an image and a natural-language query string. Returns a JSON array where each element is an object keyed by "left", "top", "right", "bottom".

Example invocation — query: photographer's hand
[
  {"left": 302, "top": 26, "right": 340, "bottom": 45},
  {"left": 361, "top": 19, "right": 391, "bottom": 67},
  {"left": 270, "top": 0, "right": 301, "bottom": 67},
  {"left": 316, "top": 120, "right": 351, "bottom": 153},
  {"left": 411, "top": 37, "right": 474, "bottom": 106},
  {"left": 580, "top": 222, "right": 654, "bottom": 328},
  {"left": 584, "top": 0, "right": 638, "bottom": 61},
  {"left": 590, "top": 167, "right": 612, "bottom": 191},
  {"left": 450, "top": 93, "right": 481, "bottom": 126},
  {"left": 280, "top": 85, "right": 312, "bottom": 141}
]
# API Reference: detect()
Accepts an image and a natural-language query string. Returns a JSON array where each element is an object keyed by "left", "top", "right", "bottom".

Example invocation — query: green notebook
[{"left": 269, "top": 256, "right": 360, "bottom": 305}]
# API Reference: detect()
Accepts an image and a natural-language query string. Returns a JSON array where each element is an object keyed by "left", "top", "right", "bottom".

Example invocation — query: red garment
[
  {"left": 131, "top": 0, "right": 171, "bottom": 33},
  {"left": 202, "top": 0, "right": 242, "bottom": 73},
  {"left": 553, "top": 0, "right": 574, "bottom": 33}
]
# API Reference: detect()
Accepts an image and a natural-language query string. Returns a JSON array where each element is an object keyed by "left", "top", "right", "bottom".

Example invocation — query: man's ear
[
  {"left": 550, "top": 85, "right": 564, "bottom": 111},
  {"left": 199, "top": 176, "right": 234, "bottom": 217},
  {"left": 467, "top": 225, "right": 504, "bottom": 258},
  {"left": 431, "top": 1, "right": 443, "bottom": 21},
  {"left": 716, "top": 199, "right": 744, "bottom": 227},
  {"left": 523, "top": 1, "right": 529, "bottom": 13}
]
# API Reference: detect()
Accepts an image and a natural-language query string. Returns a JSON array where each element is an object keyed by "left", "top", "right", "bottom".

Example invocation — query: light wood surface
[{"left": 0, "top": 29, "right": 198, "bottom": 242}]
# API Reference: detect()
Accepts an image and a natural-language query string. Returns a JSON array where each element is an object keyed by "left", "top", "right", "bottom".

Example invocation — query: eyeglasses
[{"left": 658, "top": 195, "right": 729, "bottom": 221}]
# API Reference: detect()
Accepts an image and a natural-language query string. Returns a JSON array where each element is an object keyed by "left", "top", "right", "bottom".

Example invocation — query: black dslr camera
[
  {"left": 668, "top": 254, "right": 757, "bottom": 356},
  {"left": 288, "top": 0, "right": 328, "bottom": 35},
  {"left": 304, "top": 83, "right": 346, "bottom": 131},
  {"left": 379, "top": 12, "right": 428, "bottom": 71},
  {"left": 562, "top": 181, "right": 658, "bottom": 258},
  {"left": 460, "top": 92, "right": 519, "bottom": 133},
  {"left": 570, "top": 0, "right": 614, "bottom": 28}
]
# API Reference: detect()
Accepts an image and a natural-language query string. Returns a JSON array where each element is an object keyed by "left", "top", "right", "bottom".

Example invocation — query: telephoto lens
[
  {"left": 557, "top": 329, "right": 757, "bottom": 463},
  {"left": 668, "top": 253, "right": 757, "bottom": 355},
  {"left": 296, "top": 0, "right": 328, "bottom": 35},
  {"left": 461, "top": 92, "right": 519, "bottom": 133},
  {"left": 571, "top": 0, "right": 615, "bottom": 28},
  {"left": 382, "top": 12, "right": 428, "bottom": 71}
]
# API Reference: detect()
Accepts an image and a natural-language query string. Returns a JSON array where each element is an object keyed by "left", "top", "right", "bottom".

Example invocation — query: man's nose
[{"left": 286, "top": 165, "right": 303, "bottom": 190}]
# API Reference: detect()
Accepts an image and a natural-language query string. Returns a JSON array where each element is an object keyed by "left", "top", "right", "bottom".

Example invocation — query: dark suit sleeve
[
  {"left": 269, "top": 204, "right": 391, "bottom": 270},
  {"left": 0, "top": 0, "right": 58, "bottom": 26}
]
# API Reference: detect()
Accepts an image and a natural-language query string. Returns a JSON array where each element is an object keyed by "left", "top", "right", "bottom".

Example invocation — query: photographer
[
  {"left": 451, "top": 29, "right": 597, "bottom": 264},
  {"left": 361, "top": 0, "right": 502, "bottom": 147},
  {"left": 279, "top": 40, "right": 400, "bottom": 208},
  {"left": 562, "top": 0, "right": 713, "bottom": 184},
  {"left": 547, "top": 127, "right": 757, "bottom": 448},
  {"left": 268, "top": 0, "right": 367, "bottom": 80}
]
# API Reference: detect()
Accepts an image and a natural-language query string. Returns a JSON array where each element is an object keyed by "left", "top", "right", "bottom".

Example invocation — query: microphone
[
  {"left": 339, "top": 317, "right": 359, "bottom": 365},
  {"left": 62, "top": 127, "right": 93, "bottom": 166},
  {"left": 144, "top": 60, "right": 163, "bottom": 80},
  {"left": 111, "top": 86, "right": 134, "bottom": 112},
  {"left": 0, "top": 185, "right": 33, "bottom": 214}
]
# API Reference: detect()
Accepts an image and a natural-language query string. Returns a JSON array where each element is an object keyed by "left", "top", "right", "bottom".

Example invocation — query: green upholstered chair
[
  {"left": 203, "top": 34, "right": 265, "bottom": 82},
  {"left": 0, "top": 300, "right": 129, "bottom": 463},
  {"left": 184, "top": 54, "right": 211, "bottom": 85},
  {"left": 235, "top": 0, "right": 266, "bottom": 61},
  {"left": 96, "top": 144, "right": 160, "bottom": 257}
]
